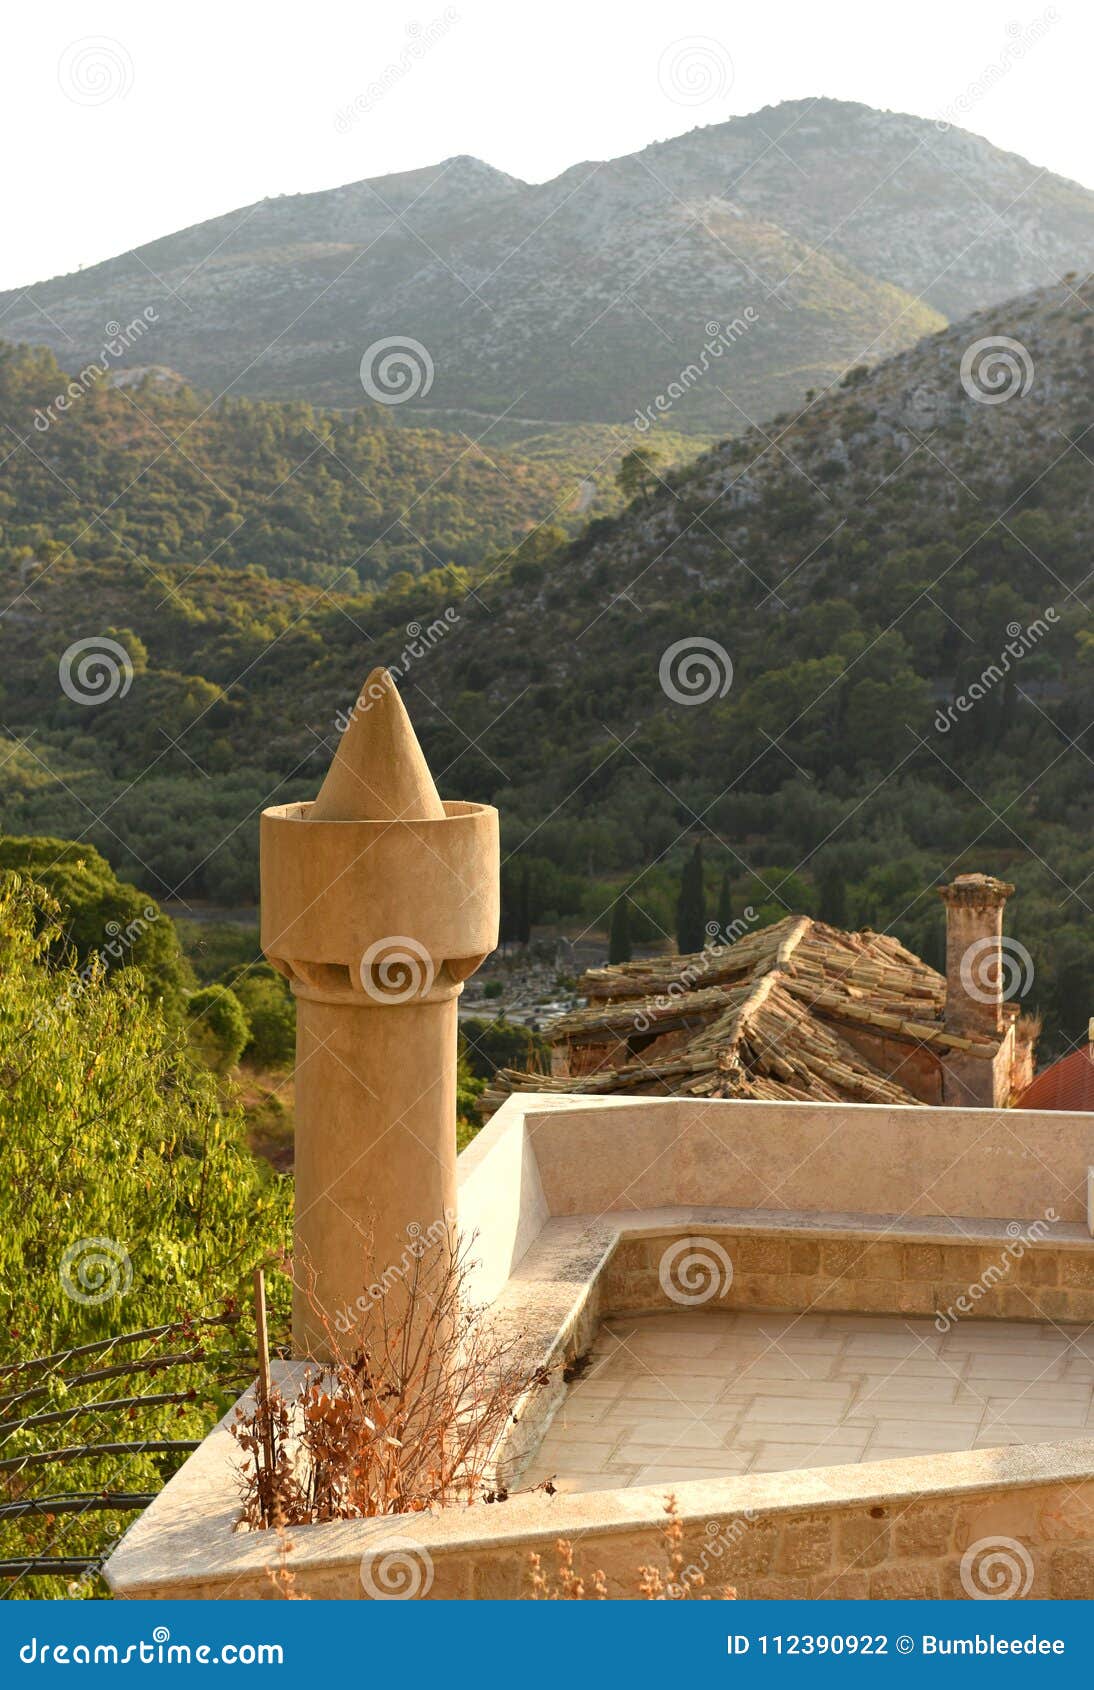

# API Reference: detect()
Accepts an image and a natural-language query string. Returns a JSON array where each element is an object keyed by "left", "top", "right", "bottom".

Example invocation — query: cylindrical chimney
[
  {"left": 937, "top": 873, "right": 1016, "bottom": 1040},
  {"left": 260, "top": 669, "right": 499, "bottom": 1356}
]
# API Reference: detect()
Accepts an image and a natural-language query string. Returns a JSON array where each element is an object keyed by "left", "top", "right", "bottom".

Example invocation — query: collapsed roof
[{"left": 481, "top": 914, "right": 1004, "bottom": 1115}]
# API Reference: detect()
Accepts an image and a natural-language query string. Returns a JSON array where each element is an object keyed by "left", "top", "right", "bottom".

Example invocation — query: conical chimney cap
[{"left": 309, "top": 668, "right": 446, "bottom": 822}]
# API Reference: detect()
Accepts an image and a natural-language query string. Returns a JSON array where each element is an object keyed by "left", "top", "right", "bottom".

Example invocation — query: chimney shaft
[
  {"left": 260, "top": 669, "right": 499, "bottom": 1357},
  {"left": 937, "top": 873, "right": 1016, "bottom": 1039}
]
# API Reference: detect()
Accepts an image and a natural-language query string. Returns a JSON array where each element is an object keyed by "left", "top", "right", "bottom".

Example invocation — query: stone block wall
[
  {"left": 456, "top": 1475, "right": 1094, "bottom": 1600},
  {"left": 598, "top": 1226, "right": 1094, "bottom": 1325}
]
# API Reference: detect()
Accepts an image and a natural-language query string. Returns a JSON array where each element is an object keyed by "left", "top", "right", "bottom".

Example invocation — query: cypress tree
[
  {"left": 675, "top": 843, "right": 706, "bottom": 955},
  {"left": 817, "top": 862, "right": 847, "bottom": 929},
  {"left": 517, "top": 864, "right": 532, "bottom": 945},
  {"left": 716, "top": 871, "right": 734, "bottom": 944},
  {"left": 609, "top": 897, "right": 632, "bottom": 965}
]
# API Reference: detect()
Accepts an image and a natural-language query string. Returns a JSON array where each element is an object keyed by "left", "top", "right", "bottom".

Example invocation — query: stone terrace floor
[{"left": 522, "top": 1309, "right": 1094, "bottom": 1493}]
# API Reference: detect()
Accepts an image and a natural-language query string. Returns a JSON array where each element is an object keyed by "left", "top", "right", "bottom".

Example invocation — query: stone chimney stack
[
  {"left": 260, "top": 669, "right": 499, "bottom": 1356},
  {"left": 937, "top": 873, "right": 1016, "bottom": 1040}
]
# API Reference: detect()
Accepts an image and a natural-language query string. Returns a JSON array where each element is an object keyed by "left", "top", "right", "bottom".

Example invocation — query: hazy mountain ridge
[{"left": 5, "top": 100, "right": 1093, "bottom": 433}]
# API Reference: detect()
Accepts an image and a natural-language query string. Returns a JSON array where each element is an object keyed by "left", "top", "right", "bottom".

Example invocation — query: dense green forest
[
  {"left": 0, "top": 343, "right": 701, "bottom": 594},
  {"left": 2, "top": 280, "right": 1093, "bottom": 1060}
]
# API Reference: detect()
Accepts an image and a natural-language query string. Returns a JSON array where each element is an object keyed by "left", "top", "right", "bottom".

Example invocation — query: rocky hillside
[
  {"left": 418, "top": 275, "right": 1094, "bottom": 797},
  {"left": 4, "top": 101, "right": 1094, "bottom": 433}
]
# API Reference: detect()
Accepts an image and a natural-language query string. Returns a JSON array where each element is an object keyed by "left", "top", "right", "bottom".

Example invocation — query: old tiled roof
[{"left": 482, "top": 914, "right": 997, "bottom": 1115}]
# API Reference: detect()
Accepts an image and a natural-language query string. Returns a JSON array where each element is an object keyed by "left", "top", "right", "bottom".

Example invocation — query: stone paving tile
[
  {"left": 749, "top": 1438, "right": 870, "bottom": 1472},
  {"left": 622, "top": 1418, "right": 738, "bottom": 1448},
  {"left": 842, "top": 1333, "right": 943, "bottom": 1357},
  {"left": 849, "top": 1400, "right": 983, "bottom": 1426},
  {"left": 566, "top": 1373, "right": 626, "bottom": 1399},
  {"left": 962, "top": 1353, "right": 1066, "bottom": 1381},
  {"left": 724, "top": 1351, "right": 839, "bottom": 1381},
  {"left": 1024, "top": 1378, "right": 1094, "bottom": 1400},
  {"left": 520, "top": 1309, "right": 1094, "bottom": 1494},
  {"left": 602, "top": 1331, "right": 731, "bottom": 1358},
  {"left": 844, "top": 1374, "right": 960, "bottom": 1402},
  {"left": 937, "top": 1319, "right": 1059, "bottom": 1344},
  {"left": 543, "top": 1470, "right": 641, "bottom": 1494},
  {"left": 862, "top": 1420, "right": 982, "bottom": 1450},
  {"left": 630, "top": 1463, "right": 754, "bottom": 1485},
  {"left": 745, "top": 1394, "right": 856, "bottom": 1425},
  {"left": 720, "top": 1376, "right": 856, "bottom": 1401},
  {"left": 617, "top": 1442, "right": 747, "bottom": 1470},
  {"left": 544, "top": 1397, "right": 621, "bottom": 1425},
  {"left": 622, "top": 1375, "right": 730, "bottom": 1403},
  {"left": 598, "top": 1398, "right": 744, "bottom": 1424},
  {"left": 981, "top": 1396, "right": 1088, "bottom": 1427},
  {"left": 972, "top": 1427, "right": 1087, "bottom": 1447}
]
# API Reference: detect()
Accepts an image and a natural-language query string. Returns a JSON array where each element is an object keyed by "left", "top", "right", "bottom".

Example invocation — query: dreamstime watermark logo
[
  {"left": 633, "top": 314, "right": 759, "bottom": 432},
  {"left": 58, "top": 637, "right": 134, "bottom": 706},
  {"left": 934, "top": 610, "right": 1058, "bottom": 733},
  {"left": 60, "top": 1237, "right": 132, "bottom": 1306},
  {"left": 659, "top": 1237, "right": 734, "bottom": 1306},
  {"left": 359, "top": 1531, "right": 435, "bottom": 1599},
  {"left": 960, "top": 935, "right": 1035, "bottom": 1006},
  {"left": 960, "top": 1535, "right": 1035, "bottom": 1599},
  {"left": 333, "top": 1210, "right": 457, "bottom": 1334},
  {"left": 58, "top": 37, "right": 134, "bottom": 106},
  {"left": 659, "top": 637, "right": 733, "bottom": 706},
  {"left": 33, "top": 310, "right": 159, "bottom": 431},
  {"left": 667, "top": 1512, "right": 757, "bottom": 1599},
  {"left": 935, "top": 1211, "right": 1057, "bottom": 1332},
  {"left": 335, "top": 9, "right": 460, "bottom": 131},
  {"left": 960, "top": 336, "right": 1034, "bottom": 405},
  {"left": 936, "top": 10, "right": 1058, "bottom": 132},
  {"left": 333, "top": 614, "right": 459, "bottom": 734},
  {"left": 633, "top": 915, "right": 758, "bottom": 1033},
  {"left": 657, "top": 37, "right": 734, "bottom": 106},
  {"left": 359, "top": 936, "right": 435, "bottom": 1003},
  {"left": 19, "top": 1628, "right": 284, "bottom": 1666},
  {"left": 360, "top": 337, "right": 434, "bottom": 405}
]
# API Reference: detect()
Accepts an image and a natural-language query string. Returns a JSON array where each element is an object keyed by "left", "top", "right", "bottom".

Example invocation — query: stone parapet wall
[
  {"left": 458, "top": 1465, "right": 1094, "bottom": 1601},
  {"left": 518, "top": 1094, "right": 1094, "bottom": 1228},
  {"left": 106, "top": 1423, "right": 1094, "bottom": 1599}
]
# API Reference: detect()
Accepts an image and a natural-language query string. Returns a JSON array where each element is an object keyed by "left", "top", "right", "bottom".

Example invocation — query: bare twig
[{"left": 232, "top": 1224, "right": 548, "bottom": 1527}]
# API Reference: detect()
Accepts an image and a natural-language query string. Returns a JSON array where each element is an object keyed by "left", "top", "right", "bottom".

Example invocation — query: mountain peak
[{"left": 4, "top": 101, "right": 1093, "bottom": 434}]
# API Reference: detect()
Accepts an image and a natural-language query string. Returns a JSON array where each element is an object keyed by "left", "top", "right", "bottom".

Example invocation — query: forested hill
[
  {"left": 2, "top": 277, "right": 1094, "bottom": 1050},
  {"left": 0, "top": 341, "right": 672, "bottom": 591}
]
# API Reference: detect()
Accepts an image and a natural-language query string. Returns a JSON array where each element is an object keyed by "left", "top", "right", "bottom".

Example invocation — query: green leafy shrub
[
  {"left": 0, "top": 835, "right": 190, "bottom": 1017},
  {"left": 186, "top": 983, "right": 251, "bottom": 1073},
  {"left": 231, "top": 967, "right": 296, "bottom": 1068},
  {"left": 0, "top": 877, "right": 291, "bottom": 1592},
  {"left": 459, "top": 1016, "right": 549, "bottom": 1081}
]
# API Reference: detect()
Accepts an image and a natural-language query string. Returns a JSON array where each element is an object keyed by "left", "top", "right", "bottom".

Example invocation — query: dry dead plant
[
  {"left": 232, "top": 1224, "right": 547, "bottom": 1527},
  {"left": 529, "top": 1495, "right": 737, "bottom": 1600}
]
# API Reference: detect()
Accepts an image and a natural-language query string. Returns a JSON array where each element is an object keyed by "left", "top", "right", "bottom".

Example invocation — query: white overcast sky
[{"left": 2, "top": 0, "right": 1089, "bottom": 290}]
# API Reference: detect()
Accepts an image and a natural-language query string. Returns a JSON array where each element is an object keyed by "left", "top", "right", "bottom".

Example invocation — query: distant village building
[{"left": 485, "top": 874, "right": 1036, "bottom": 1113}]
